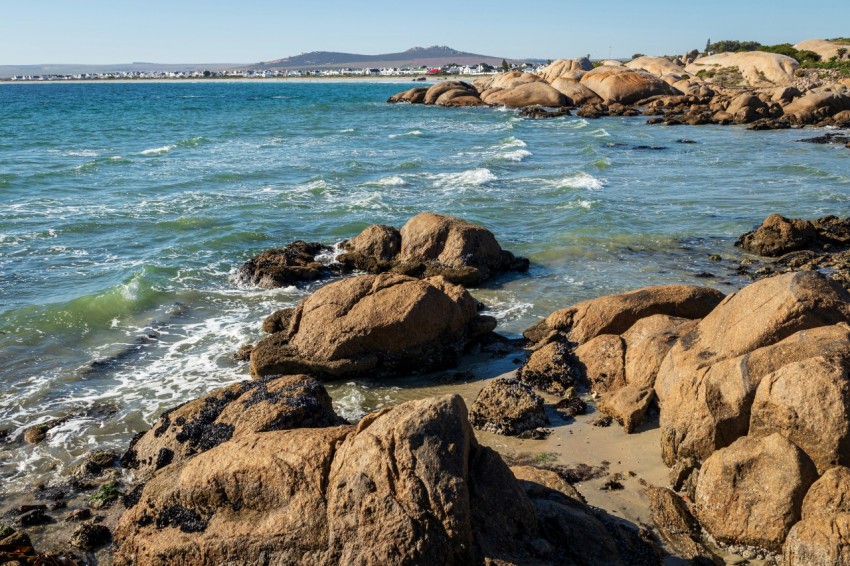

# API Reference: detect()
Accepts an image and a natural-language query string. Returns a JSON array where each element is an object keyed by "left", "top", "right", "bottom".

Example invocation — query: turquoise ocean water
[{"left": 1, "top": 81, "right": 848, "bottom": 494}]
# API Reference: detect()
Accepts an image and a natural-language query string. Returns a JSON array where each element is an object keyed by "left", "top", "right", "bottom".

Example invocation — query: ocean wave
[
  {"left": 140, "top": 144, "right": 176, "bottom": 156},
  {"left": 64, "top": 149, "right": 100, "bottom": 158},
  {"left": 73, "top": 155, "right": 129, "bottom": 171},
  {"left": 590, "top": 128, "right": 610, "bottom": 138},
  {"left": 499, "top": 149, "right": 532, "bottom": 162},
  {"left": 498, "top": 136, "right": 527, "bottom": 149},
  {"left": 388, "top": 130, "right": 423, "bottom": 139},
  {"left": 368, "top": 175, "right": 407, "bottom": 187},
  {"left": 431, "top": 168, "right": 497, "bottom": 188},
  {"left": 558, "top": 172, "right": 607, "bottom": 191}
]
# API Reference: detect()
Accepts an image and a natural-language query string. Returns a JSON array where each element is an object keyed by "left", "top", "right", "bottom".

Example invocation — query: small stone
[
  {"left": 65, "top": 509, "right": 92, "bottom": 522},
  {"left": 591, "top": 415, "right": 613, "bottom": 427},
  {"left": 70, "top": 522, "right": 111, "bottom": 550}
]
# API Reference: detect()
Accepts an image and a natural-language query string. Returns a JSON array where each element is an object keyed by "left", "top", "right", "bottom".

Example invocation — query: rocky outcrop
[
  {"left": 685, "top": 52, "right": 800, "bottom": 86},
  {"left": 468, "top": 377, "right": 548, "bottom": 435},
  {"left": 783, "top": 466, "right": 850, "bottom": 564},
  {"left": 480, "top": 81, "right": 568, "bottom": 108},
  {"left": 549, "top": 78, "right": 603, "bottom": 105},
  {"left": 737, "top": 213, "right": 819, "bottom": 256},
  {"left": 524, "top": 285, "right": 723, "bottom": 345},
  {"left": 625, "top": 56, "right": 685, "bottom": 79},
  {"left": 657, "top": 272, "right": 850, "bottom": 465},
  {"left": 694, "top": 433, "right": 818, "bottom": 551},
  {"left": 538, "top": 58, "right": 594, "bottom": 82},
  {"left": 237, "top": 241, "right": 339, "bottom": 289},
  {"left": 339, "top": 213, "right": 529, "bottom": 286},
  {"left": 249, "top": 273, "right": 496, "bottom": 379},
  {"left": 115, "top": 394, "right": 651, "bottom": 565},
  {"left": 780, "top": 89, "right": 850, "bottom": 125},
  {"left": 750, "top": 354, "right": 850, "bottom": 473},
  {"left": 521, "top": 285, "right": 722, "bottom": 431},
  {"left": 579, "top": 66, "right": 681, "bottom": 104},
  {"left": 387, "top": 87, "right": 428, "bottom": 104},
  {"left": 121, "top": 374, "right": 343, "bottom": 481},
  {"left": 795, "top": 39, "right": 850, "bottom": 62}
]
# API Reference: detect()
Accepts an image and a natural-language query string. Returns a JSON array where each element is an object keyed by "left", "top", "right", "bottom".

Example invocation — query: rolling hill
[{"left": 255, "top": 45, "right": 520, "bottom": 70}]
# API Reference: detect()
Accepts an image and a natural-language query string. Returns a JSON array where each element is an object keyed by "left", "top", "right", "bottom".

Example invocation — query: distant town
[{"left": 4, "top": 62, "right": 548, "bottom": 82}]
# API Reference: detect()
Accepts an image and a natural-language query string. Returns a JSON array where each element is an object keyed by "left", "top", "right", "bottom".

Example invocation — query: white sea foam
[
  {"left": 140, "top": 145, "right": 176, "bottom": 155},
  {"left": 338, "top": 128, "right": 355, "bottom": 133},
  {"left": 558, "top": 172, "right": 607, "bottom": 191},
  {"left": 388, "top": 130, "right": 423, "bottom": 139},
  {"left": 431, "top": 168, "right": 497, "bottom": 188},
  {"left": 332, "top": 384, "right": 368, "bottom": 422},
  {"left": 65, "top": 150, "right": 99, "bottom": 158},
  {"left": 499, "top": 136, "right": 527, "bottom": 149},
  {"left": 368, "top": 175, "right": 407, "bottom": 187},
  {"left": 500, "top": 149, "right": 532, "bottom": 162},
  {"left": 590, "top": 128, "right": 610, "bottom": 138}
]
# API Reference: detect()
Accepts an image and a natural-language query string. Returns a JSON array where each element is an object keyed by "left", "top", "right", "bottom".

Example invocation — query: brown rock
[
  {"left": 802, "top": 466, "right": 850, "bottom": 520},
  {"left": 261, "top": 307, "right": 295, "bottom": 334},
  {"left": 517, "top": 340, "right": 580, "bottom": 395},
  {"left": 750, "top": 354, "right": 850, "bottom": 473},
  {"left": 736, "top": 213, "right": 818, "bottom": 256},
  {"left": 694, "top": 433, "right": 818, "bottom": 550},
  {"left": 622, "top": 315, "right": 696, "bottom": 389},
  {"left": 468, "top": 378, "right": 548, "bottom": 436},
  {"left": 549, "top": 78, "right": 603, "bottom": 105},
  {"left": 524, "top": 285, "right": 723, "bottom": 346},
  {"left": 580, "top": 66, "right": 680, "bottom": 104},
  {"left": 538, "top": 58, "right": 594, "bottom": 83},
  {"left": 238, "top": 241, "right": 335, "bottom": 289},
  {"left": 122, "top": 375, "right": 342, "bottom": 481},
  {"left": 387, "top": 87, "right": 428, "bottom": 104},
  {"left": 423, "top": 81, "right": 476, "bottom": 105},
  {"left": 685, "top": 52, "right": 799, "bottom": 86},
  {"left": 625, "top": 56, "right": 685, "bottom": 78},
  {"left": 249, "top": 274, "right": 494, "bottom": 379},
  {"left": 598, "top": 384, "right": 654, "bottom": 433},
  {"left": 481, "top": 82, "right": 568, "bottom": 108},
  {"left": 656, "top": 271, "right": 850, "bottom": 405},
  {"left": 574, "top": 334, "right": 626, "bottom": 395},
  {"left": 646, "top": 485, "right": 719, "bottom": 563},
  {"left": 474, "top": 70, "right": 544, "bottom": 92},
  {"left": 396, "top": 212, "right": 528, "bottom": 285},
  {"left": 784, "top": 90, "right": 850, "bottom": 124},
  {"left": 783, "top": 513, "right": 850, "bottom": 566},
  {"left": 659, "top": 323, "right": 850, "bottom": 466}
]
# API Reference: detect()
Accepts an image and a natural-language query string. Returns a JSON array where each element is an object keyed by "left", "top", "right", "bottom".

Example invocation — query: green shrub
[{"left": 88, "top": 482, "right": 119, "bottom": 508}]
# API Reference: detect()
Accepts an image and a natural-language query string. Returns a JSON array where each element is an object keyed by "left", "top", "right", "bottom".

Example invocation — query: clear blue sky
[{"left": 3, "top": 0, "right": 849, "bottom": 64}]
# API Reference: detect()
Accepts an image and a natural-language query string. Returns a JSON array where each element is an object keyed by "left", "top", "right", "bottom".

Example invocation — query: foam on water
[
  {"left": 499, "top": 149, "right": 532, "bottom": 162},
  {"left": 140, "top": 144, "right": 176, "bottom": 155},
  {"left": 430, "top": 168, "right": 497, "bottom": 188},
  {"left": 388, "top": 130, "right": 423, "bottom": 138},
  {"left": 368, "top": 175, "right": 407, "bottom": 186},
  {"left": 558, "top": 172, "right": 607, "bottom": 191}
]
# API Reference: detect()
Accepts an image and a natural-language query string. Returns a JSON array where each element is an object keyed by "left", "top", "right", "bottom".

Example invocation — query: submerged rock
[
  {"left": 249, "top": 273, "right": 496, "bottom": 379},
  {"left": 237, "top": 241, "right": 339, "bottom": 289}
]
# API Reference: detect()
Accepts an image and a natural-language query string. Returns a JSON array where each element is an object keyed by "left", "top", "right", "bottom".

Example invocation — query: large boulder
[
  {"left": 656, "top": 271, "right": 850, "bottom": 403},
  {"left": 468, "top": 377, "right": 548, "bottom": 435},
  {"left": 750, "top": 354, "right": 850, "bottom": 473},
  {"left": 387, "top": 87, "right": 428, "bottom": 104},
  {"left": 783, "top": 514, "right": 850, "bottom": 566},
  {"left": 115, "top": 394, "right": 645, "bottom": 565},
  {"left": 250, "top": 273, "right": 495, "bottom": 379},
  {"left": 339, "top": 213, "right": 530, "bottom": 286},
  {"left": 423, "top": 81, "right": 477, "bottom": 105},
  {"left": 473, "top": 70, "right": 543, "bottom": 92},
  {"left": 121, "top": 375, "right": 344, "bottom": 481},
  {"left": 549, "top": 78, "right": 603, "bottom": 105},
  {"left": 524, "top": 285, "right": 724, "bottom": 346},
  {"left": 238, "top": 241, "right": 338, "bottom": 289},
  {"left": 579, "top": 66, "right": 681, "bottom": 104},
  {"left": 802, "top": 466, "right": 850, "bottom": 520},
  {"left": 685, "top": 52, "right": 799, "bottom": 86},
  {"left": 625, "top": 56, "right": 685, "bottom": 78},
  {"left": 645, "top": 485, "right": 718, "bottom": 562},
  {"left": 481, "top": 81, "right": 568, "bottom": 108},
  {"left": 538, "top": 58, "right": 594, "bottom": 82},
  {"left": 736, "top": 213, "right": 817, "bottom": 256},
  {"left": 694, "top": 433, "right": 818, "bottom": 550},
  {"left": 783, "top": 90, "right": 850, "bottom": 124},
  {"left": 660, "top": 323, "right": 850, "bottom": 466}
]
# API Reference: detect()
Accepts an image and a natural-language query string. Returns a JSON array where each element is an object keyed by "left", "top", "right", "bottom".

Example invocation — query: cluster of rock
[
  {"left": 114, "top": 378, "right": 659, "bottom": 565},
  {"left": 522, "top": 269, "right": 850, "bottom": 562},
  {"left": 239, "top": 212, "right": 528, "bottom": 289},
  {"left": 737, "top": 213, "right": 850, "bottom": 291},
  {"left": 388, "top": 51, "right": 850, "bottom": 130}
]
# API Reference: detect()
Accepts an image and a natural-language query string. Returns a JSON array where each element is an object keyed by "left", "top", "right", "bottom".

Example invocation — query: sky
[{"left": 3, "top": 0, "right": 849, "bottom": 64}]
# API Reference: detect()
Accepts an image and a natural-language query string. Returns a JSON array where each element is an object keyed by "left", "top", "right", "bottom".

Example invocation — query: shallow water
[{"left": 1, "top": 81, "right": 849, "bottom": 495}]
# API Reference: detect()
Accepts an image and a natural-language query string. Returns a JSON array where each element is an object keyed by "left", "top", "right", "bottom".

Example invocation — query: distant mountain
[{"left": 255, "top": 46, "right": 520, "bottom": 70}]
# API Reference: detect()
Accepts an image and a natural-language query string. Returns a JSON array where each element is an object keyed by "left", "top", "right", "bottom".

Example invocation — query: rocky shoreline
[
  {"left": 388, "top": 53, "right": 850, "bottom": 136},
  {"left": 4, "top": 211, "right": 850, "bottom": 565}
]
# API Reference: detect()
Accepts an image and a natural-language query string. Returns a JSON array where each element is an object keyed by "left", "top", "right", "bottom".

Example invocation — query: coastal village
[{"left": 5, "top": 62, "right": 545, "bottom": 82}]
